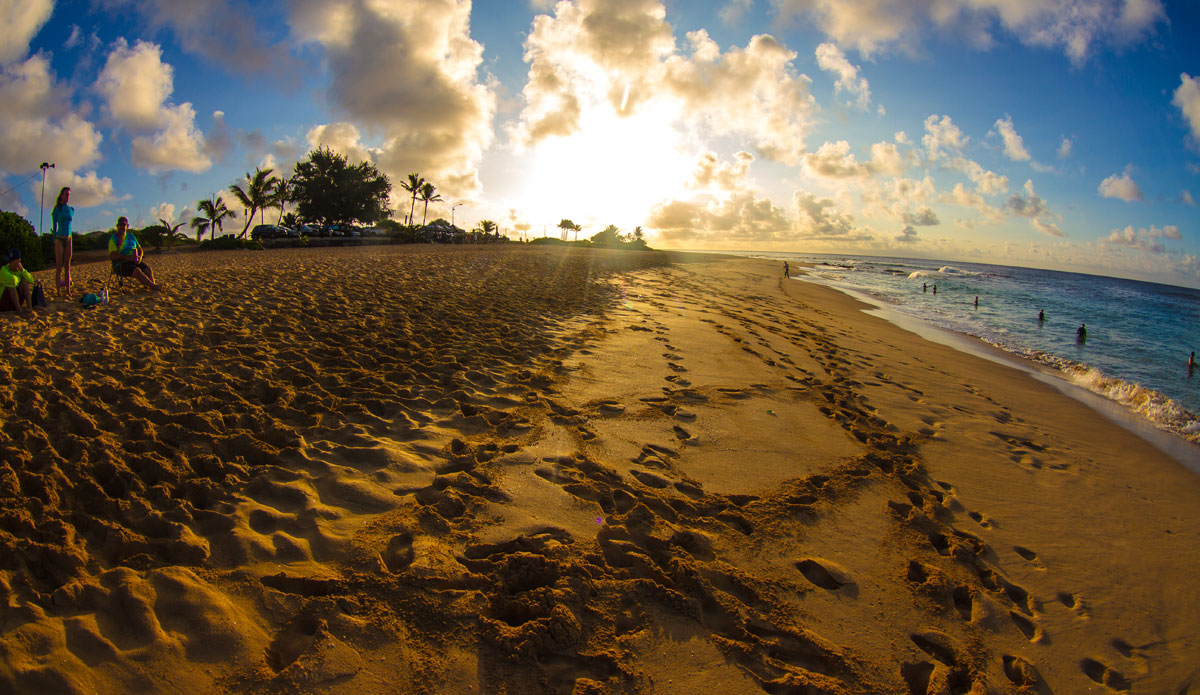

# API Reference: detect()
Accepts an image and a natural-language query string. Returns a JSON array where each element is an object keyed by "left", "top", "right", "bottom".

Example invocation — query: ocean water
[{"left": 747, "top": 253, "right": 1200, "bottom": 445}]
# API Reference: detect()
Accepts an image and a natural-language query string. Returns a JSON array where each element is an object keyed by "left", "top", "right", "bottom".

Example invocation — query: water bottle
[{"left": 100, "top": 287, "right": 108, "bottom": 303}]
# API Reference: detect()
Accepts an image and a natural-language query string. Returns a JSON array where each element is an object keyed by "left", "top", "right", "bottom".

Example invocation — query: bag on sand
[{"left": 31, "top": 283, "right": 47, "bottom": 308}]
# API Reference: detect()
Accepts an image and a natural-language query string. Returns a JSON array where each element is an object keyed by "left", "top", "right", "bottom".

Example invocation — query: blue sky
[{"left": 2, "top": 0, "right": 1199, "bottom": 287}]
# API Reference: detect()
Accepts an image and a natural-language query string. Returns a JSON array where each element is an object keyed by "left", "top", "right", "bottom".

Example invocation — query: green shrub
[
  {"left": 199, "top": 234, "right": 263, "bottom": 251},
  {"left": 0, "top": 211, "right": 43, "bottom": 270}
]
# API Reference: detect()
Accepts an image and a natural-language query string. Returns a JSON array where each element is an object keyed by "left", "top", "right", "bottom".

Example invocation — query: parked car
[{"left": 251, "top": 224, "right": 286, "bottom": 240}]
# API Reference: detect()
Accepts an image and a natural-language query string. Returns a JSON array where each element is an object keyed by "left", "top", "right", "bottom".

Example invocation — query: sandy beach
[{"left": 0, "top": 245, "right": 1197, "bottom": 694}]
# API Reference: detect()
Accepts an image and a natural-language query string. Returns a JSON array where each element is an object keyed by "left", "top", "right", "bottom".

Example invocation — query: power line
[{"left": 0, "top": 171, "right": 43, "bottom": 202}]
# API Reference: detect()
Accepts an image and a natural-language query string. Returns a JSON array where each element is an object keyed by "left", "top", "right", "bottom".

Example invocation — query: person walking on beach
[
  {"left": 1076, "top": 323, "right": 1087, "bottom": 343},
  {"left": 1, "top": 249, "right": 37, "bottom": 316},
  {"left": 783, "top": 261, "right": 790, "bottom": 279},
  {"left": 50, "top": 187, "right": 73, "bottom": 295},
  {"left": 109, "top": 217, "right": 162, "bottom": 291}
]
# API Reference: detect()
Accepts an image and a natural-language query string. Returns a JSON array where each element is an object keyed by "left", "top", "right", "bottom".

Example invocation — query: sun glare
[{"left": 515, "top": 101, "right": 693, "bottom": 237}]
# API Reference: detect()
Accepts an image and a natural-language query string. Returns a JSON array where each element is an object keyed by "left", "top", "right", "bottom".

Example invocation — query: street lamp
[
  {"left": 451, "top": 203, "right": 461, "bottom": 227},
  {"left": 38, "top": 162, "right": 55, "bottom": 236}
]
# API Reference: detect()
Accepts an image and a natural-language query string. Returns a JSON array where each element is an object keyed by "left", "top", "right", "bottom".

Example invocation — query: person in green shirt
[
  {"left": 108, "top": 217, "right": 162, "bottom": 291},
  {"left": 0, "top": 248, "right": 36, "bottom": 315}
]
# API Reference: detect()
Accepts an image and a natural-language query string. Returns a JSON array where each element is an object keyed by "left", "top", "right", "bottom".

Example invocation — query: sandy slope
[{"left": 0, "top": 246, "right": 1196, "bottom": 694}]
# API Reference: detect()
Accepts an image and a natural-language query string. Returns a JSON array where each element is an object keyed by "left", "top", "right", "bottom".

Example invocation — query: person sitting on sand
[
  {"left": 1, "top": 248, "right": 36, "bottom": 315},
  {"left": 109, "top": 217, "right": 162, "bottom": 291}
]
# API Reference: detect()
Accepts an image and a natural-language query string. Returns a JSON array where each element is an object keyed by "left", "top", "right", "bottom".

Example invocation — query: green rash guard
[
  {"left": 51, "top": 204, "right": 73, "bottom": 238},
  {"left": 0, "top": 264, "right": 34, "bottom": 289},
  {"left": 108, "top": 232, "right": 140, "bottom": 256}
]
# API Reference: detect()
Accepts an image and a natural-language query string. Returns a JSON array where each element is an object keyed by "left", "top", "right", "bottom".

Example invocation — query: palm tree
[
  {"left": 192, "top": 195, "right": 235, "bottom": 241},
  {"left": 401, "top": 173, "right": 425, "bottom": 226},
  {"left": 273, "top": 176, "right": 291, "bottom": 225},
  {"left": 281, "top": 212, "right": 300, "bottom": 228},
  {"left": 557, "top": 218, "right": 575, "bottom": 241},
  {"left": 419, "top": 182, "right": 442, "bottom": 226},
  {"left": 479, "top": 220, "right": 497, "bottom": 237},
  {"left": 158, "top": 218, "right": 186, "bottom": 251},
  {"left": 229, "top": 167, "right": 279, "bottom": 238}
]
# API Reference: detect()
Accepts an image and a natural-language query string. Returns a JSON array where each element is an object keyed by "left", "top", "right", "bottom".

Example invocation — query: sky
[{"left": 2, "top": 0, "right": 1199, "bottom": 288}]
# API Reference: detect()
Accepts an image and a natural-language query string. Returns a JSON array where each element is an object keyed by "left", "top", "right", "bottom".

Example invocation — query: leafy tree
[
  {"left": 192, "top": 195, "right": 235, "bottom": 241},
  {"left": 291, "top": 148, "right": 391, "bottom": 227},
  {"left": 281, "top": 212, "right": 300, "bottom": 228},
  {"left": 419, "top": 182, "right": 442, "bottom": 226},
  {"left": 401, "top": 173, "right": 425, "bottom": 226},
  {"left": 229, "top": 167, "right": 279, "bottom": 237},
  {"left": 0, "top": 211, "right": 43, "bottom": 270},
  {"left": 590, "top": 224, "right": 624, "bottom": 247}
]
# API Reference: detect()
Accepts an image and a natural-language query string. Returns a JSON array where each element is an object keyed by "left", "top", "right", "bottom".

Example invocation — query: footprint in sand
[
  {"left": 967, "top": 511, "right": 993, "bottom": 528},
  {"left": 630, "top": 470, "right": 670, "bottom": 489},
  {"left": 795, "top": 558, "right": 855, "bottom": 592},
  {"left": 382, "top": 532, "right": 414, "bottom": 573},
  {"left": 1002, "top": 655, "right": 1041, "bottom": 687},
  {"left": 1009, "top": 610, "right": 1042, "bottom": 642},
  {"left": 1058, "top": 592, "right": 1089, "bottom": 617},
  {"left": 1082, "top": 658, "right": 1131, "bottom": 691},
  {"left": 672, "top": 425, "right": 693, "bottom": 441},
  {"left": 1013, "top": 546, "right": 1039, "bottom": 562}
]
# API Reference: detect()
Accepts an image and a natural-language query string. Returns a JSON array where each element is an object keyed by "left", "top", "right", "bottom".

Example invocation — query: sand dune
[{"left": 0, "top": 246, "right": 1196, "bottom": 694}]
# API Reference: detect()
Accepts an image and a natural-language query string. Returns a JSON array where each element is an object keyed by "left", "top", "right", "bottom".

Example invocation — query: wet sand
[{"left": 0, "top": 245, "right": 1196, "bottom": 694}]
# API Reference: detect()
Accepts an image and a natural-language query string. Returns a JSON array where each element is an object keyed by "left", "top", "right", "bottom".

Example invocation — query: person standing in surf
[{"left": 50, "top": 187, "right": 73, "bottom": 295}]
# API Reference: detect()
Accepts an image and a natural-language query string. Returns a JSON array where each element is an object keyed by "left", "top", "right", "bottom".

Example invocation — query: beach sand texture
[{"left": 0, "top": 246, "right": 1197, "bottom": 694}]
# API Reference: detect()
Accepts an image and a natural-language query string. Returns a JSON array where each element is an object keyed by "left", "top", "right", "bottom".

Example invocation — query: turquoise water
[{"left": 749, "top": 253, "right": 1200, "bottom": 444}]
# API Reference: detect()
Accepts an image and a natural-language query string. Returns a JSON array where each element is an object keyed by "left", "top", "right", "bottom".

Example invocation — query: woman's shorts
[{"left": 115, "top": 260, "right": 150, "bottom": 277}]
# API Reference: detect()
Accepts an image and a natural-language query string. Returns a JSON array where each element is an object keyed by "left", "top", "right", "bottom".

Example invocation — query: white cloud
[
  {"left": 150, "top": 201, "right": 176, "bottom": 223},
  {"left": 815, "top": 42, "right": 872, "bottom": 109},
  {"left": 1183, "top": 190, "right": 1195, "bottom": 207},
  {"left": 923, "top": 114, "right": 968, "bottom": 161},
  {"left": 720, "top": 0, "right": 753, "bottom": 24},
  {"left": 1098, "top": 169, "right": 1142, "bottom": 202},
  {"left": 991, "top": 115, "right": 1031, "bottom": 161},
  {"left": 307, "top": 122, "right": 377, "bottom": 166},
  {"left": 896, "top": 224, "right": 919, "bottom": 243},
  {"left": 0, "top": 54, "right": 104, "bottom": 180},
  {"left": 951, "top": 157, "right": 1009, "bottom": 195},
  {"left": 1057, "top": 136, "right": 1073, "bottom": 159},
  {"left": 688, "top": 150, "right": 756, "bottom": 192},
  {"left": 793, "top": 190, "right": 870, "bottom": 240},
  {"left": 803, "top": 138, "right": 913, "bottom": 180},
  {"left": 647, "top": 191, "right": 795, "bottom": 242},
  {"left": 1173, "top": 73, "right": 1200, "bottom": 145},
  {"left": 774, "top": 0, "right": 1165, "bottom": 64},
  {"left": 512, "top": 3, "right": 817, "bottom": 166},
  {"left": 1103, "top": 224, "right": 1181, "bottom": 253},
  {"left": 291, "top": 0, "right": 497, "bottom": 201},
  {"left": 0, "top": 0, "right": 53, "bottom": 65},
  {"left": 1007, "top": 178, "right": 1063, "bottom": 236},
  {"left": 940, "top": 182, "right": 1005, "bottom": 222},
  {"left": 96, "top": 39, "right": 211, "bottom": 173},
  {"left": 42, "top": 169, "right": 119, "bottom": 208},
  {"left": 95, "top": 0, "right": 292, "bottom": 75}
]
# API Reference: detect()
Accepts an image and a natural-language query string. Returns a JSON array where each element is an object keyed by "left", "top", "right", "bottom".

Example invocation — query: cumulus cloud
[
  {"left": 940, "top": 182, "right": 1005, "bottom": 222},
  {"left": 952, "top": 157, "right": 1009, "bottom": 195},
  {"left": 513, "top": 3, "right": 817, "bottom": 165},
  {"left": 1183, "top": 190, "right": 1195, "bottom": 207},
  {"left": 0, "top": 0, "right": 53, "bottom": 65},
  {"left": 688, "top": 150, "right": 756, "bottom": 192},
  {"left": 794, "top": 190, "right": 870, "bottom": 240},
  {"left": 150, "top": 201, "right": 176, "bottom": 223},
  {"left": 307, "top": 122, "right": 377, "bottom": 166},
  {"left": 291, "top": 0, "right": 496, "bottom": 201},
  {"left": 991, "top": 115, "right": 1030, "bottom": 161},
  {"left": 42, "top": 169, "right": 120, "bottom": 208},
  {"left": 720, "top": 0, "right": 754, "bottom": 24},
  {"left": 1057, "top": 136, "right": 1073, "bottom": 159},
  {"left": 802, "top": 139, "right": 912, "bottom": 180},
  {"left": 896, "top": 224, "right": 919, "bottom": 243},
  {"left": 1098, "top": 169, "right": 1142, "bottom": 201},
  {"left": 95, "top": 0, "right": 293, "bottom": 75},
  {"left": 815, "top": 42, "right": 872, "bottom": 109},
  {"left": 1173, "top": 73, "right": 1200, "bottom": 145},
  {"left": 774, "top": 0, "right": 1165, "bottom": 64},
  {"left": 923, "top": 114, "right": 968, "bottom": 161},
  {"left": 1103, "top": 224, "right": 1181, "bottom": 253},
  {"left": 903, "top": 206, "right": 939, "bottom": 226},
  {"left": 1007, "top": 178, "right": 1063, "bottom": 236},
  {"left": 648, "top": 190, "right": 796, "bottom": 242},
  {"left": 96, "top": 39, "right": 211, "bottom": 173}
]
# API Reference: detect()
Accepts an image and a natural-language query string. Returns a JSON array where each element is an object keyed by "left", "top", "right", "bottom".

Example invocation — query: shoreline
[
  {"left": 797, "top": 273, "right": 1200, "bottom": 467},
  {"left": 2, "top": 246, "right": 1197, "bottom": 694}
]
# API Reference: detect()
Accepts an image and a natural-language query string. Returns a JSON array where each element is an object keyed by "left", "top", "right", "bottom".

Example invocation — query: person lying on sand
[
  {"left": 109, "top": 217, "right": 163, "bottom": 291},
  {"left": 0, "top": 248, "right": 37, "bottom": 316}
]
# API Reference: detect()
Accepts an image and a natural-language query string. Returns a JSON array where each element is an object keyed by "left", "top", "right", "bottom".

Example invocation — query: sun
[{"left": 514, "top": 99, "right": 694, "bottom": 237}]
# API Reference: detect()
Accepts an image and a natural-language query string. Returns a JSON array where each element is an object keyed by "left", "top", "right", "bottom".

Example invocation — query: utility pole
[
  {"left": 38, "top": 162, "right": 55, "bottom": 235},
  {"left": 451, "top": 203, "right": 461, "bottom": 228}
]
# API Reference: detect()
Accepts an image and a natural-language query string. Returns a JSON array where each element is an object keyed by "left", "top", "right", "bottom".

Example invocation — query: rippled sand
[{"left": 0, "top": 245, "right": 1196, "bottom": 694}]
